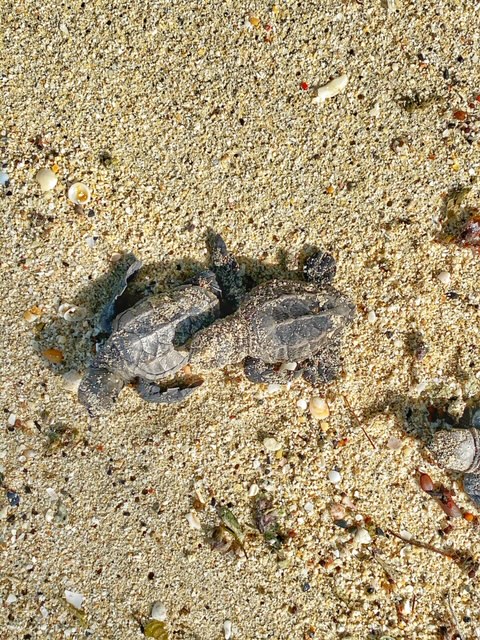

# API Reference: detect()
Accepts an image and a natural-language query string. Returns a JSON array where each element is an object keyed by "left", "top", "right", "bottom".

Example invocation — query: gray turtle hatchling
[
  {"left": 78, "top": 233, "right": 244, "bottom": 416},
  {"left": 188, "top": 251, "right": 355, "bottom": 385},
  {"left": 429, "top": 408, "right": 480, "bottom": 507}
]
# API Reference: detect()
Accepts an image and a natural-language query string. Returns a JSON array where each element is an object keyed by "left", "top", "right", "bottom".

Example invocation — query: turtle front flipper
[
  {"left": 207, "top": 230, "right": 246, "bottom": 313},
  {"left": 463, "top": 473, "right": 480, "bottom": 507},
  {"left": 78, "top": 366, "right": 126, "bottom": 416},
  {"left": 135, "top": 378, "right": 202, "bottom": 404},
  {"left": 303, "top": 251, "right": 337, "bottom": 286},
  {"left": 300, "top": 336, "right": 342, "bottom": 386},
  {"left": 243, "top": 357, "right": 293, "bottom": 385}
]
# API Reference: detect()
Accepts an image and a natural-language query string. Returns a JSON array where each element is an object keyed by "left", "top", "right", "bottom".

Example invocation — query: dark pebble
[{"left": 7, "top": 491, "right": 20, "bottom": 507}]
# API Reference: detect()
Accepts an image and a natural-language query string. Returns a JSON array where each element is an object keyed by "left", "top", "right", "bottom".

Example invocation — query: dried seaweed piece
[
  {"left": 253, "top": 495, "right": 286, "bottom": 550},
  {"left": 218, "top": 506, "right": 245, "bottom": 546}
]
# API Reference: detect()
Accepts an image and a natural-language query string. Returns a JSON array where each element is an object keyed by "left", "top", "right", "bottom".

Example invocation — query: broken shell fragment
[
  {"left": 309, "top": 396, "right": 330, "bottom": 420},
  {"left": 312, "top": 74, "right": 349, "bottom": 104},
  {"left": 35, "top": 168, "right": 58, "bottom": 192},
  {"left": 58, "top": 303, "right": 87, "bottom": 322},
  {"left": 42, "top": 348, "right": 64, "bottom": 364},
  {"left": 68, "top": 182, "right": 91, "bottom": 205}
]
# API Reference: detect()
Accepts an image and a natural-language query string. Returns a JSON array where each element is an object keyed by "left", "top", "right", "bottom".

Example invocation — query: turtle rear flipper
[
  {"left": 136, "top": 378, "right": 202, "bottom": 404},
  {"left": 78, "top": 366, "right": 125, "bottom": 416},
  {"left": 463, "top": 473, "right": 480, "bottom": 507},
  {"left": 207, "top": 230, "right": 246, "bottom": 313}
]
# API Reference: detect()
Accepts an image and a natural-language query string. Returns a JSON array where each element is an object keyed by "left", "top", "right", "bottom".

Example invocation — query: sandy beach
[{"left": 2, "top": 1, "right": 480, "bottom": 638}]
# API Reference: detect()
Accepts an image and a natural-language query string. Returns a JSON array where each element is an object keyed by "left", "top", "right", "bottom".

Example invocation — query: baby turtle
[
  {"left": 188, "top": 251, "right": 355, "bottom": 385},
  {"left": 429, "top": 407, "right": 480, "bottom": 507},
  {"left": 78, "top": 234, "right": 244, "bottom": 416}
]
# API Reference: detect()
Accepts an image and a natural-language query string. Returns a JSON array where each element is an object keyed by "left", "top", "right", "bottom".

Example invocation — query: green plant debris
[{"left": 144, "top": 619, "right": 168, "bottom": 639}]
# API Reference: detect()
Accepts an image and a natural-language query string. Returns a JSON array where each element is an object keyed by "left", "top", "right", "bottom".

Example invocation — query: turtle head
[
  {"left": 188, "top": 317, "right": 246, "bottom": 371},
  {"left": 78, "top": 366, "right": 125, "bottom": 417}
]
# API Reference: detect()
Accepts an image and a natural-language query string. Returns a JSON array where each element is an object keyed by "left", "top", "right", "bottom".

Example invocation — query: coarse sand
[{"left": 2, "top": 1, "right": 480, "bottom": 638}]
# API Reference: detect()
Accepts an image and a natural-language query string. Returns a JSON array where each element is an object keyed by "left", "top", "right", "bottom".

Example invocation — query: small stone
[
  {"left": 151, "top": 601, "right": 167, "bottom": 621},
  {"left": 0, "top": 170, "right": 9, "bottom": 186},
  {"left": 437, "top": 271, "right": 451, "bottom": 285},
  {"left": 46, "top": 487, "right": 59, "bottom": 501},
  {"left": 296, "top": 398, "right": 308, "bottom": 411},
  {"left": 110, "top": 252, "right": 123, "bottom": 263},
  {"left": 309, "top": 396, "right": 330, "bottom": 420},
  {"left": 263, "top": 437, "right": 282, "bottom": 452},
  {"left": 186, "top": 511, "right": 202, "bottom": 530},
  {"left": 330, "top": 503, "right": 346, "bottom": 520},
  {"left": 266, "top": 383, "right": 282, "bottom": 393},
  {"left": 68, "top": 182, "right": 91, "bottom": 205},
  {"left": 64, "top": 590, "right": 84, "bottom": 610},
  {"left": 280, "top": 361, "right": 297, "bottom": 371},
  {"left": 35, "top": 168, "right": 57, "bottom": 192},
  {"left": 386, "top": 436, "right": 403, "bottom": 450},
  {"left": 248, "top": 483, "right": 259, "bottom": 497},
  {"left": 354, "top": 527, "right": 372, "bottom": 545},
  {"left": 7, "top": 413, "right": 16, "bottom": 427},
  {"left": 62, "top": 370, "right": 82, "bottom": 393},
  {"left": 6, "top": 593, "right": 17, "bottom": 605},
  {"left": 304, "top": 501, "right": 314, "bottom": 514},
  {"left": 328, "top": 470, "right": 342, "bottom": 484},
  {"left": 23, "top": 306, "right": 43, "bottom": 322},
  {"left": 367, "top": 310, "right": 377, "bottom": 324},
  {"left": 224, "top": 619, "right": 233, "bottom": 639},
  {"left": 7, "top": 491, "right": 20, "bottom": 506},
  {"left": 42, "top": 348, "right": 64, "bottom": 364}
]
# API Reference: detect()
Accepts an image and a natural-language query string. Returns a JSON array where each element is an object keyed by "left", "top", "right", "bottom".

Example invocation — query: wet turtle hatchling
[
  {"left": 188, "top": 251, "right": 355, "bottom": 386},
  {"left": 78, "top": 234, "right": 244, "bottom": 416},
  {"left": 429, "top": 406, "right": 480, "bottom": 507}
]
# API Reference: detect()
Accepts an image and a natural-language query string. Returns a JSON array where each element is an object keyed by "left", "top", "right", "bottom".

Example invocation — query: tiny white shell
[
  {"left": 354, "top": 527, "right": 372, "bottom": 545},
  {"left": 151, "top": 601, "right": 167, "bottom": 621},
  {"left": 36, "top": 168, "right": 58, "bottom": 192},
  {"left": 64, "top": 590, "right": 84, "bottom": 610},
  {"left": 263, "top": 437, "right": 282, "bottom": 452},
  {"left": 224, "top": 620, "right": 233, "bottom": 640},
  {"left": 186, "top": 511, "right": 202, "bottom": 530},
  {"left": 312, "top": 74, "right": 349, "bottom": 104},
  {"left": 437, "top": 271, "right": 451, "bottom": 285},
  {"left": 68, "top": 182, "right": 91, "bottom": 205},
  {"left": 309, "top": 396, "right": 330, "bottom": 420},
  {"left": 58, "top": 303, "right": 87, "bottom": 322}
]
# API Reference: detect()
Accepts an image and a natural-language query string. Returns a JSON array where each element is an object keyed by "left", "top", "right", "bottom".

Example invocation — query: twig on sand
[
  {"left": 446, "top": 592, "right": 465, "bottom": 640},
  {"left": 342, "top": 394, "right": 376, "bottom": 449}
]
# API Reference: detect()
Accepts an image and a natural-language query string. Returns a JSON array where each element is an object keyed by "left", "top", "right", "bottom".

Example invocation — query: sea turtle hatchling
[
  {"left": 188, "top": 251, "right": 355, "bottom": 386},
  {"left": 78, "top": 234, "right": 244, "bottom": 416},
  {"left": 429, "top": 407, "right": 480, "bottom": 507}
]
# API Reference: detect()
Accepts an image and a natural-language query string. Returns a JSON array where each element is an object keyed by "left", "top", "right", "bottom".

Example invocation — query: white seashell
[
  {"left": 328, "top": 469, "right": 342, "bottom": 484},
  {"left": 297, "top": 398, "right": 308, "bottom": 411},
  {"left": 62, "top": 370, "right": 82, "bottom": 393},
  {"left": 36, "top": 168, "right": 57, "bottom": 192},
  {"left": 367, "top": 310, "right": 377, "bottom": 324},
  {"left": 59, "top": 303, "right": 87, "bottom": 322},
  {"left": 68, "top": 182, "right": 91, "bottom": 205},
  {"left": 0, "top": 171, "right": 9, "bottom": 186},
  {"left": 6, "top": 593, "right": 17, "bottom": 605},
  {"left": 266, "top": 383, "right": 282, "bottom": 393},
  {"left": 64, "top": 590, "right": 84, "bottom": 610},
  {"left": 354, "top": 527, "right": 372, "bottom": 545},
  {"left": 280, "top": 361, "right": 297, "bottom": 372},
  {"left": 151, "top": 601, "right": 167, "bottom": 621},
  {"left": 248, "top": 483, "right": 259, "bottom": 497},
  {"left": 186, "top": 511, "right": 202, "bottom": 530},
  {"left": 437, "top": 271, "right": 451, "bottom": 285},
  {"left": 263, "top": 437, "right": 282, "bottom": 452},
  {"left": 224, "top": 620, "right": 233, "bottom": 640},
  {"left": 312, "top": 74, "right": 349, "bottom": 104},
  {"left": 309, "top": 396, "right": 330, "bottom": 420}
]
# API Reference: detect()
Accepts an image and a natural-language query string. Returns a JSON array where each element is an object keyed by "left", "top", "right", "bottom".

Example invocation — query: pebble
[
  {"left": 7, "top": 413, "right": 16, "bottom": 427},
  {"left": 0, "top": 170, "right": 9, "bottom": 186},
  {"left": 151, "top": 601, "right": 167, "bottom": 622},
  {"left": 6, "top": 593, "right": 17, "bottom": 605},
  {"left": 304, "top": 501, "right": 314, "bottom": 514},
  {"left": 62, "top": 370, "right": 82, "bottom": 393},
  {"left": 186, "top": 511, "right": 202, "bottom": 530},
  {"left": 437, "top": 271, "right": 451, "bottom": 285},
  {"left": 35, "top": 168, "right": 57, "bottom": 192},
  {"left": 312, "top": 74, "right": 349, "bottom": 104},
  {"left": 309, "top": 396, "right": 330, "bottom": 420},
  {"left": 263, "top": 437, "right": 282, "bottom": 452},
  {"left": 328, "top": 470, "right": 342, "bottom": 484},
  {"left": 354, "top": 527, "right": 372, "bottom": 545},
  {"left": 224, "top": 620, "right": 233, "bottom": 640},
  {"left": 266, "top": 383, "right": 282, "bottom": 393},
  {"left": 64, "top": 590, "right": 84, "bottom": 610},
  {"left": 68, "top": 182, "right": 91, "bottom": 205},
  {"left": 367, "top": 310, "right": 377, "bottom": 324},
  {"left": 296, "top": 398, "right": 308, "bottom": 411},
  {"left": 280, "top": 361, "right": 297, "bottom": 372},
  {"left": 248, "top": 483, "right": 259, "bottom": 497},
  {"left": 386, "top": 436, "right": 403, "bottom": 450}
]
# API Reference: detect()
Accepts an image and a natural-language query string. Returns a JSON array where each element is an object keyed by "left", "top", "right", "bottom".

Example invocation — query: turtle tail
[{"left": 78, "top": 366, "right": 126, "bottom": 417}]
